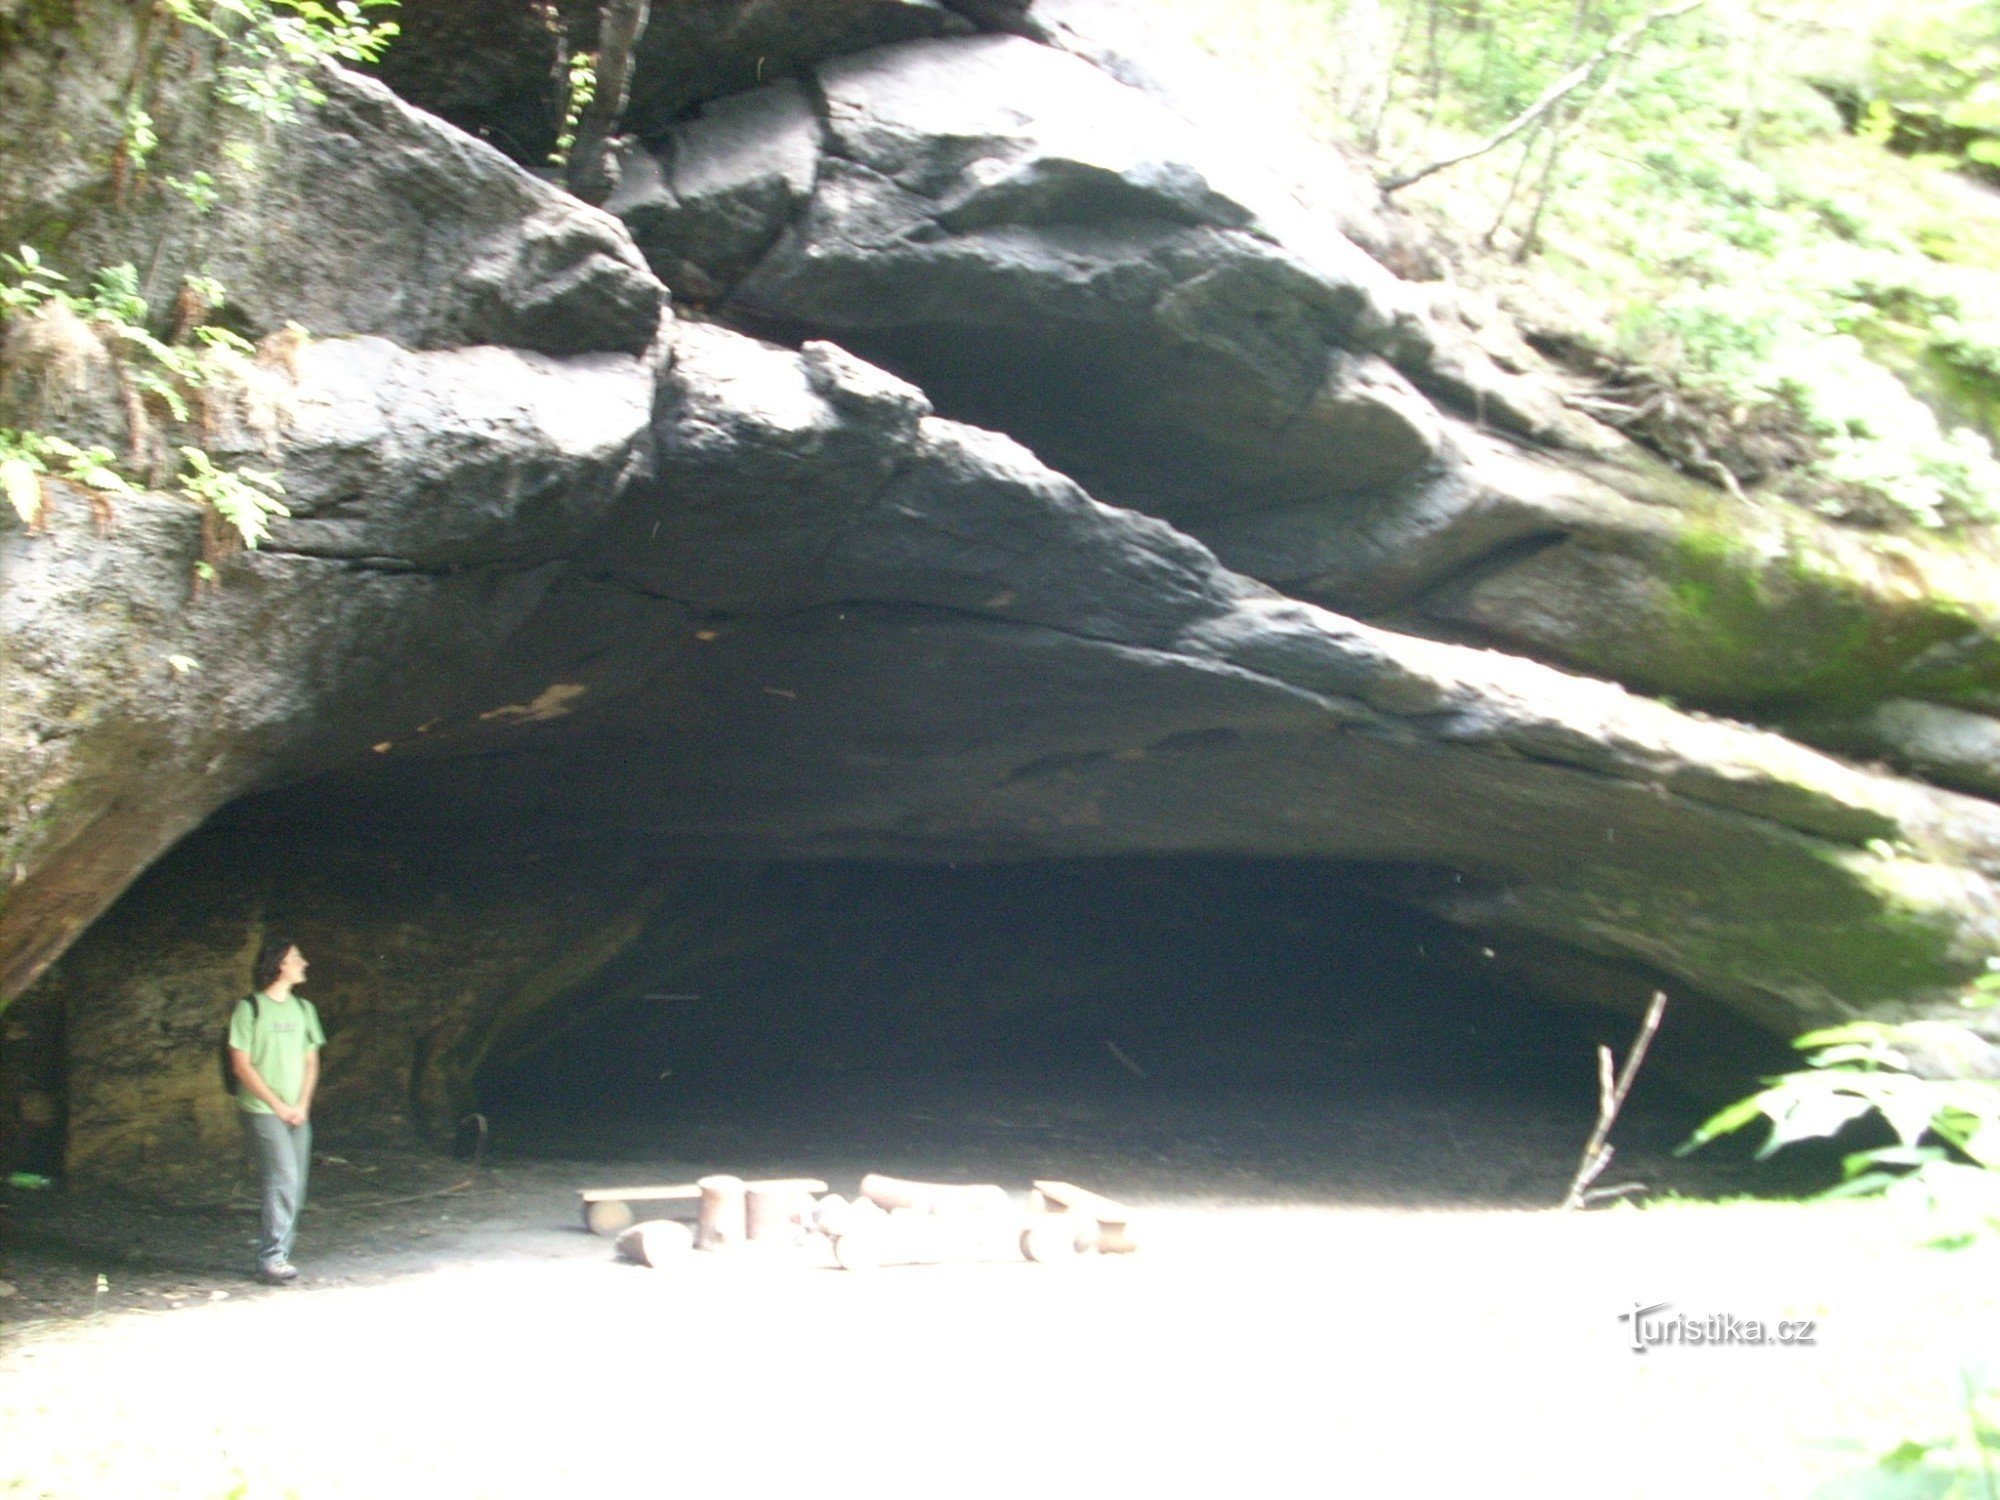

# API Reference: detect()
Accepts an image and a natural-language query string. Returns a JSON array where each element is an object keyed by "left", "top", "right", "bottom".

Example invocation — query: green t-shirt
[{"left": 228, "top": 993, "right": 325, "bottom": 1115}]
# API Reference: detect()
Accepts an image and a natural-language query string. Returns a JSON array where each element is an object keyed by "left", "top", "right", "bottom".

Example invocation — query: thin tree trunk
[
  {"left": 1482, "top": 120, "right": 1549, "bottom": 249},
  {"left": 1512, "top": 48, "right": 1628, "bottom": 261},
  {"left": 566, "top": 0, "right": 651, "bottom": 204},
  {"left": 1512, "top": 114, "right": 1573, "bottom": 261},
  {"left": 1382, "top": 0, "right": 1706, "bottom": 193},
  {"left": 1418, "top": 0, "right": 1447, "bottom": 134},
  {"left": 1365, "top": 0, "right": 1424, "bottom": 154}
]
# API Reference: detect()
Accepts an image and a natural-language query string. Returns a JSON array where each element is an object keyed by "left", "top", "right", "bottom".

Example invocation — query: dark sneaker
[{"left": 257, "top": 1262, "right": 300, "bottom": 1285}]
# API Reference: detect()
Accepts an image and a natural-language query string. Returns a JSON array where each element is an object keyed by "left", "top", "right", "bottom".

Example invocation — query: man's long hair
[{"left": 252, "top": 937, "right": 298, "bottom": 994}]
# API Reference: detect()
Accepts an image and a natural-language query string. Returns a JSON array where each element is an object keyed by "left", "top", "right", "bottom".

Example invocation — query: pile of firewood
[{"left": 580, "top": 1173, "right": 1139, "bottom": 1271}]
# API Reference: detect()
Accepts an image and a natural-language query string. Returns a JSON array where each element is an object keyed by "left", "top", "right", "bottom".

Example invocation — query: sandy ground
[{"left": 3, "top": 1075, "right": 1995, "bottom": 1499}]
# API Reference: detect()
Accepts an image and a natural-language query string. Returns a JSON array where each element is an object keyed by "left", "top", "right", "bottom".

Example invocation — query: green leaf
[
  {"left": 1, "top": 456, "right": 44, "bottom": 525},
  {"left": 193, "top": 325, "right": 255, "bottom": 355},
  {"left": 1676, "top": 1093, "right": 1769, "bottom": 1155},
  {"left": 1757, "top": 1086, "right": 1875, "bottom": 1158},
  {"left": 1879, "top": 1439, "right": 1941, "bottom": 1471},
  {"left": 1795, "top": 1022, "right": 1903, "bottom": 1053}
]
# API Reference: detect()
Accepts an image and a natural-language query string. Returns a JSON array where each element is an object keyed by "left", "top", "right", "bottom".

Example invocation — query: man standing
[{"left": 229, "top": 938, "right": 325, "bottom": 1285}]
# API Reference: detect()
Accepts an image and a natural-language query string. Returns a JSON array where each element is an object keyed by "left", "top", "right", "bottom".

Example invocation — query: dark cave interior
[{"left": 3, "top": 778, "right": 1801, "bottom": 1203}]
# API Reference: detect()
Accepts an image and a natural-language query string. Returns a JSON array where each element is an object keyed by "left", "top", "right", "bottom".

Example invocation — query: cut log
[
  {"left": 811, "top": 1192, "right": 853, "bottom": 1237},
  {"left": 743, "top": 1178, "right": 828, "bottom": 1245},
  {"left": 858, "top": 1173, "right": 1012, "bottom": 1215},
  {"left": 577, "top": 1182, "right": 701, "bottom": 1237},
  {"left": 615, "top": 1219, "right": 695, "bottom": 1266},
  {"left": 830, "top": 1199, "right": 1024, "bottom": 1270},
  {"left": 579, "top": 1183, "right": 704, "bottom": 1203},
  {"left": 696, "top": 1174, "right": 747, "bottom": 1251},
  {"left": 1021, "top": 1215, "right": 1092, "bottom": 1263},
  {"left": 585, "top": 1198, "right": 634, "bottom": 1237},
  {"left": 1032, "top": 1179, "right": 1139, "bottom": 1254},
  {"left": 832, "top": 1225, "right": 885, "bottom": 1272}
]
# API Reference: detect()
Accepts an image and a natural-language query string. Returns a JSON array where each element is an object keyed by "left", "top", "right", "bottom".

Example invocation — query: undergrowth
[
  {"left": 0, "top": 247, "right": 290, "bottom": 554},
  {"left": 1152, "top": 0, "right": 2000, "bottom": 533},
  {"left": 1680, "top": 966, "right": 2000, "bottom": 1494},
  {"left": 1, "top": 0, "right": 399, "bottom": 564}
]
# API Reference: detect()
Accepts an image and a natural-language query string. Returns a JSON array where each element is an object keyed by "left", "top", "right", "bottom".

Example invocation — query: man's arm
[
  {"left": 230, "top": 1049, "right": 304, "bottom": 1125},
  {"left": 298, "top": 1049, "right": 319, "bottom": 1121}
]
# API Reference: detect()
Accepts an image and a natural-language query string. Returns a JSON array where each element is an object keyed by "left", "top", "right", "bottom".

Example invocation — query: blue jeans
[{"left": 242, "top": 1111, "right": 311, "bottom": 1269}]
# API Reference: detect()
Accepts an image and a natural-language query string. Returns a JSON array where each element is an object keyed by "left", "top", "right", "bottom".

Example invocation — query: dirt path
[{"left": 3, "top": 1076, "right": 1993, "bottom": 1498}]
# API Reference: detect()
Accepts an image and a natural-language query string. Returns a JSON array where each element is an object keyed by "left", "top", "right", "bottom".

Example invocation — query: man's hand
[{"left": 276, "top": 1104, "right": 307, "bottom": 1127}]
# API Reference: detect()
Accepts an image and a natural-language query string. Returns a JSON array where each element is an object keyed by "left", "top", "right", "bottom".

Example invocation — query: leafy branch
[
  {"left": 175, "top": 446, "right": 288, "bottom": 549},
  {"left": 160, "top": 0, "right": 399, "bottom": 122},
  {"left": 1681, "top": 969, "right": 2000, "bottom": 1245}
]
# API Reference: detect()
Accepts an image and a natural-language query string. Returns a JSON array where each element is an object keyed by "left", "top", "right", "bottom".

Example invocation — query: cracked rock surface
[{"left": 7, "top": 0, "right": 2000, "bottom": 1180}]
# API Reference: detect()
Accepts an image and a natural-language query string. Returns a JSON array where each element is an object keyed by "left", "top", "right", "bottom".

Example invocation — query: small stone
[{"left": 0, "top": 1280, "right": 17, "bottom": 1298}]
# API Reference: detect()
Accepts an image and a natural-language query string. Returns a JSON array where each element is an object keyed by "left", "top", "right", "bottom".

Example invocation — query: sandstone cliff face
[{"left": 5, "top": 0, "right": 2000, "bottom": 1182}]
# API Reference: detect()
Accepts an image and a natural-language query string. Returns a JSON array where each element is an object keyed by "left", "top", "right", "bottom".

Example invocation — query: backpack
[{"left": 219, "top": 993, "right": 259, "bottom": 1095}]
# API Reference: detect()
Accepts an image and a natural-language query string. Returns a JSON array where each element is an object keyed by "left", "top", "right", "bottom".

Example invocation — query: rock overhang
[{"left": 6, "top": 0, "right": 2000, "bottom": 1154}]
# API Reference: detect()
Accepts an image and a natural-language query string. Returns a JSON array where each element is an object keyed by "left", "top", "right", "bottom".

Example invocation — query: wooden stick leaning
[{"left": 1562, "top": 989, "right": 1668, "bottom": 1211}]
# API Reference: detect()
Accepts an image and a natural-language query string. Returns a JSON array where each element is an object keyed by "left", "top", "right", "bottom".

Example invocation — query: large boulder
[
  {"left": 0, "top": 332, "right": 655, "bottom": 1003},
  {"left": 0, "top": 0, "right": 665, "bottom": 1001},
  {"left": 0, "top": 10, "right": 663, "bottom": 356},
  {"left": 266, "top": 323, "right": 2000, "bottom": 1042},
  {"left": 606, "top": 26, "right": 2000, "bottom": 735},
  {"left": 362, "top": 0, "right": 982, "bottom": 166}
]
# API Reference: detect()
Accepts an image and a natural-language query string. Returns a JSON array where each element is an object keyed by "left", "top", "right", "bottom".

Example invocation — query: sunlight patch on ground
[{"left": 3, "top": 1197, "right": 1994, "bottom": 1499}]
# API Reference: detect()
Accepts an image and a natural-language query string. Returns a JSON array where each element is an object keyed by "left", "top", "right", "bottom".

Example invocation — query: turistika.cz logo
[{"left": 1618, "top": 1300, "right": 1818, "bottom": 1353}]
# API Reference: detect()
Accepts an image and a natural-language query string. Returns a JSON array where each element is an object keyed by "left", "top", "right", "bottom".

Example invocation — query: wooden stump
[
  {"left": 696, "top": 1174, "right": 747, "bottom": 1251},
  {"left": 743, "top": 1178, "right": 829, "bottom": 1246},
  {"left": 811, "top": 1192, "right": 853, "bottom": 1236},
  {"left": 832, "top": 1225, "right": 886, "bottom": 1272}
]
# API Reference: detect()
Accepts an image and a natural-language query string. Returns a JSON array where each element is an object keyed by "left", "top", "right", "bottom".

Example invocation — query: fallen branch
[
  {"left": 1381, "top": 0, "right": 1708, "bottom": 195},
  {"left": 1563, "top": 989, "right": 1668, "bottom": 1210}
]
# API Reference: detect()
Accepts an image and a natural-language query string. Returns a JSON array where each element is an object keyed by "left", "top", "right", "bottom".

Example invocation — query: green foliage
[
  {"left": 0, "top": 430, "right": 136, "bottom": 527},
  {"left": 1864, "top": 0, "right": 2000, "bottom": 174},
  {"left": 121, "top": 107, "right": 159, "bottom": 175},
  {"left": 551, "top": 51, "right": 597, "bottom": 167},
  {"left": 164, "top": 170, "right": 219, "bottom": 213},
  {"left": 0, "top": 249, "right": 291, "bottom": 555},
  {"left": 162, "top": 0, "right": 399, "bottom": 122},
  {"left": 1679, "top": 975, "right": 2000, "bottom": 1242},
  {"left": 1159, "top": 0, "right": 2000, "bottom": 533},
  {"left": 174, "top": 445, "right": 288, "bottom": 549},
  {"left": 1681, "top": 970, "right": 2000, "bottom": 1493},
  {"left": 0, "top": 245, "right": 67, "bottom": 314}
]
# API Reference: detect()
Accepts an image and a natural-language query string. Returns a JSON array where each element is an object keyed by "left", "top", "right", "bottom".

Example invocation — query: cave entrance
[{"left": 469, "top": 858, "right": 1728, "bottom": 1208}]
